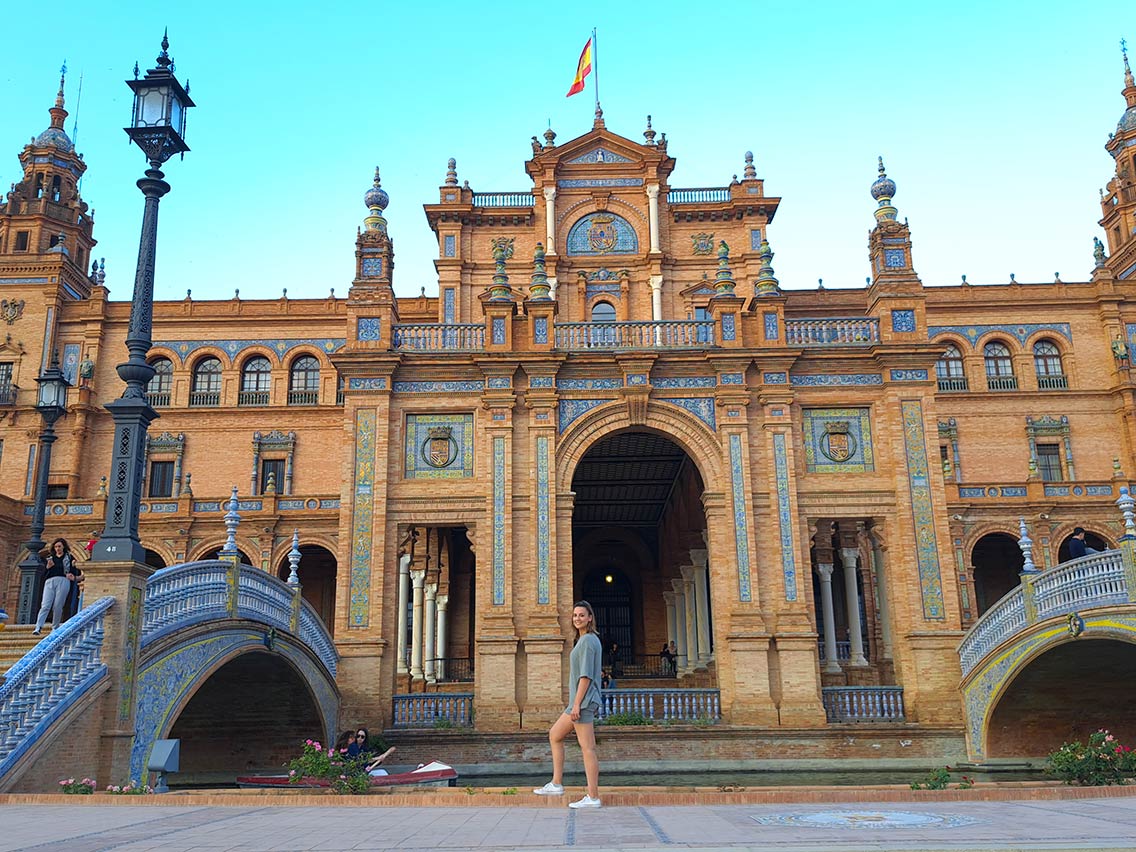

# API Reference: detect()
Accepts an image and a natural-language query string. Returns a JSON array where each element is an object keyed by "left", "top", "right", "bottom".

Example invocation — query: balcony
[
  {"left": 0, "top": 385, "right": 19, "bottom": 406},
  {"left": 470, "top": 192, "right": 533, "bottom": 207},
  {"left": 668, "top": 187, "right": 731, "bottom": 204},
  {"left": 237, "top": 391, "right": 270, "bottom": 407},
  {"left": 393, "top": 323, "right": 485, "bottom": 351},
  {"left": 146, "top": 391, "right": 171, "bottom": 408},
  {"left": 785, "top": 317, "right": 880, "bottom": 346},
  {"left": 556, "top": 320, "right": 714, "bottom": 350},
  {"left": 822, "top": 686, "right": 905, "bottom": 722},
  {"left": 288, "top": 389, "right": 319, "bottom": 406},
  {"left": 937, "top": 376, "right": 969, "bottom": 392},
  {"left": 188, "top": 390, "right": 220, "bottom": 407},
  {"left": 1037, "top": 374, "right": 1068, "bottom": 390},
  {"left": 986, "top": 375, "right": 1018, "bottom": 391}
]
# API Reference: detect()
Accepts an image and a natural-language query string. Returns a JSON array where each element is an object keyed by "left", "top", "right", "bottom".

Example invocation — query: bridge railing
[
  {"left": 959, "top": 549, "right": 1128, "bottom": 676},
  {"left": 391, "top": 693, "right": 473, "bottom": 728},
  {"left": 141, "top": 560, "right": 337, "bottom": 677},
  {"left": 822, "top": 686, "right": 905, "bottom": 722},
  {"left": 0, "top": 597, "right": 113, "bottom": 777},
  {"left": 598, "top": 688, "right": 721, "bottom": 723}
]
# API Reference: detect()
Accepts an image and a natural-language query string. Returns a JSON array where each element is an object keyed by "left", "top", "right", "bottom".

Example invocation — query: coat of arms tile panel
[{"left": 404, "top": 414, "right": 475, "bottom": 478}]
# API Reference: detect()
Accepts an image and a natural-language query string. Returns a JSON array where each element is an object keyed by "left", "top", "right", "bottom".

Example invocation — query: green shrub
[
  {"left": 602, "top": 711, "right": 651, "bottom": 726},
  {"left": 1047, "top": 730, "right": 1136, "bottom": 786},
  {"left": 287, "top": 738, "right": 372, "bottom": 795},
  {"left": 58, "top": 778, "right": 95, "bottom": 794}
]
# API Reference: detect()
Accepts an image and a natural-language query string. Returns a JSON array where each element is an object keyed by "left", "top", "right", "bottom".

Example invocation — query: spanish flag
[{"left": 566, "top": 38, "right": 592, "bottom": 97}]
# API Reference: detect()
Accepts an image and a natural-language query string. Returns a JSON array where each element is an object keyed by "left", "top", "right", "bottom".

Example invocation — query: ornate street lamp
[
  {"left": 16, "top": 354, "right": 71, "bottom": 622},
  {"left": 92, "top": 33, "right": 193, "bottom": 565}
]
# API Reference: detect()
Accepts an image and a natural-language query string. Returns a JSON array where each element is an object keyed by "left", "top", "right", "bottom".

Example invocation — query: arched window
[
  {"left": 1033, "top": 339, "right": 1067, "bottom": 389},
  {"left": 190, "top": 357, "right": 222, "bottom": 406},
  {"left": 983, "top": 341, "right": 1017, "bottom": 390},
  {"left": 588, "top": 301, "right": 617, "bottom": 347},
  {"left": 147, "top": 358, "right": 173, "bottom": 407},
  {"left": 289, "top": 356, "right": 321, "bottom": 405},
  {"left": 240, "top": 356, "right": 272, "bottom": 406},
  {"left": 935, "top": 344, "right": 967, "bottom": 391}
]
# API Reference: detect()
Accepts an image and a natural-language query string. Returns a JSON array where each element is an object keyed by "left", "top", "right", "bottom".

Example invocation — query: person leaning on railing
[{"left": 1069, "top": 527, "right": 1099, "bottom": 559}]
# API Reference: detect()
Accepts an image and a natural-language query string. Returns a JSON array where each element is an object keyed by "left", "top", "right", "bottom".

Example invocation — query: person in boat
[
  {"left": 366, "top": 746, "right": 397, "bottom": 776},
  {"left": 347, "top": 728, "right": 370, "bottom": 758},
  {"left": 335, "top": 730, "right": 354, "bottom": 753},
  {"left": 533, "top": 600, "right": 603, "bottom": 809}
]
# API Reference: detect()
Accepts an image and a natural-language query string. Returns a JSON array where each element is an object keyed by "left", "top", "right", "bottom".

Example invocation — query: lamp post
[
  {"left": 92, "top": 33, "right": 193, "bottom": 565},
  {"left": 15, "top": 355, "right": 71, "bottom": 623}
]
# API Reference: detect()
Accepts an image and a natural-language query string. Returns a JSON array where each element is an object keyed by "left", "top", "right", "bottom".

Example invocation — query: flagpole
[{"left": 592, "top": 27, "right": 600, "bottom": 116}]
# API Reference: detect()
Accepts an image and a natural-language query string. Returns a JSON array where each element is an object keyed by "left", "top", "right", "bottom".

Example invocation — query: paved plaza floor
[{"left": 3, "top": 792, "right": 1136, "bottom": 852}]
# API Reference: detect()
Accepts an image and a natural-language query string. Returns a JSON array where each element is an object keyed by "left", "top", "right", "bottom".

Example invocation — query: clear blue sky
[{"left": 0, "top": 2, "right": 1131, "bottom": 302}]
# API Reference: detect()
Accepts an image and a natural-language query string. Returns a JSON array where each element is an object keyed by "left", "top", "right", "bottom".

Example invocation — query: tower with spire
[
  {"left": 0, "top": 68, "right": 96, "bottom": 292},
  {"left": 1098, "top": 40, "right": 1136, "bottom": 280}
]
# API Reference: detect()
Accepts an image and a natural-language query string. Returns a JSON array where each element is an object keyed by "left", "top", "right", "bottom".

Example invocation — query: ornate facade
[{"left": 2, "top": 51, "right": 1136, "bottom": 740}]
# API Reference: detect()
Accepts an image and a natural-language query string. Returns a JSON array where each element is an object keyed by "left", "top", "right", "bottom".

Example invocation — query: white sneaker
[
  {"left": 568, "top": 794, "right": 601, "bottom": 809},
  {"left": 31, "top": 629, "right": 41, "bottom": 636},
  {"left": 533, "top": 781, "right": 564, "bottom": 796}
]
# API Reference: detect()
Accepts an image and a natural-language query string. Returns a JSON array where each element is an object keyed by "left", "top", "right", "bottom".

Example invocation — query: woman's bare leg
[
  {"left": 548, "top": 713, "right": 574, "bottom": 785},
  {"left": 573, "top": 721, "right": 599, "bottom": 798}
]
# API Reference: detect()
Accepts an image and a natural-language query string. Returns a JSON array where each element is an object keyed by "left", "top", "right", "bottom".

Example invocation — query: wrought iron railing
[
  {"left": 936, "top": 376, "right": 969, "bottom": 392},
  {"left": 391, "top": 693, "right": 473, "bottom": 727},
  {"left": 958, "top": 549, "right": 1126, "bottom": 676},
  {"left": 237, "top": 390, "right": 270, "bottom": 406},
  {"left": 471, "top": 193, "right": 534, "bottom": 207},
  {"left": 0, "top": 385, "right": 18, "bottom": 406},
  {"left": 816, "top": 639, "right": 852, "bottom": 662},
  {"left": 598, "top": 688, "right": 720, "bottom": 722},
  {"left": 1037, "top": 374, "right": 1068, "bottom": 390},
  {"left": 0, "top": 597, "right": 112, "bottom": 777},
  {"left": 188, "top": 390, "right": 220, "bottom": 407},
  {"left": 427, "top": 657, "right": 474, "bottom": 683},
  {"left": 392, "top": 323, "right": 485, "bottom": 351},
  {"left": 146, "top": 390, "right": 171, "bottom": 407},
  {"left": 785, "top": 317, "right": 880, "bottom": 346},
  {"left": 611, "top": 653, "right": 677, "bottom": 679},
  {"left": 555, "top": 320, "right": 715, "bottom": 350},
  {"left": 822, "top": 686, "right": 905, "bottom": 722},
  {"left": 288, "top": 389, "right": 319, "bottom": 406},
  {"left": 667, "top": 187, "right": 731, "bottom": 204},
  {"left": 985, "top": 375, "right": 1018, "bottom": 391}
]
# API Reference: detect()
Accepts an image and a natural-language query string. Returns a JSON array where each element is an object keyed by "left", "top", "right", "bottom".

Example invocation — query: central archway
[{"left": 570, "top": 429, "right": 711, "bottom": 679}]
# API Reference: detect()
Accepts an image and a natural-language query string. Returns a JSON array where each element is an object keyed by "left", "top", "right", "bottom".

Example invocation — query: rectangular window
[
  {"left": 0, "top": 362, "right": 13, "bottom": 405},
  {"left": 261, "top": 458, "right": 286, "bottom": 494},
  {"left": 14, "top": 231, "right": 29, "bottom": 251},
  {"left": 46, "top": 483, "right": 69, "bottom": 500},
  {"left": 148, "top": 460, "right": 175, "bottom": 498},
  {"left": 939, "top": 445, "right": 949, "bottom": 463},
  {"left": 1037, "top": 443, "right": 1063, "bottom": 482}
]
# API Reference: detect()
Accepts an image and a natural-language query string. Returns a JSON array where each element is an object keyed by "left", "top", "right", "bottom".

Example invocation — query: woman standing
[
  {"left": 33, "top": 538, "right": 76, "bottom": 636},
  {"left": 533, "top": 600, "right": 603, "bottom": 809}
]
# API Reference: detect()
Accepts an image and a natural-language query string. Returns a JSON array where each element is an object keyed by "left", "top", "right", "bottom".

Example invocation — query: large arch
[
  {"left": 986, "top": 638, "right": 1136, "bottom": 757},
  {"left": 970, "top": 532, "right": 1023, "bottom": 615},
  {"left": 276, "top": 544, "right": 337, "bottom": 635},
  {"left": 131, "top": 625, "right": 337, "bottom": 782}
]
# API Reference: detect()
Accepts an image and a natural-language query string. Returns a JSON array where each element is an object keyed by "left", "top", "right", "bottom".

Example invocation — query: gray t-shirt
[{"left": 568, "top": 632, "right": 603, "bottom": 711}]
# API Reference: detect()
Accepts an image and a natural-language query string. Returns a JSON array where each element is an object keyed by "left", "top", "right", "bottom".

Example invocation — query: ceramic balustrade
[
  {"left": 822, "top": 686, "right": 905, "bottom": 722},
  {"left": 598, "top": 688, "right": 721, "bottom": 722},
  {"left": 391, "top": 693, "right": 473, "bottom": 727}
]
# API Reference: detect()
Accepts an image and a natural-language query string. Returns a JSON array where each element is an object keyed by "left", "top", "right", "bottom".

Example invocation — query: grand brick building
[{"left": 2, "top": 51, "right": 1135, "bottom": 745}]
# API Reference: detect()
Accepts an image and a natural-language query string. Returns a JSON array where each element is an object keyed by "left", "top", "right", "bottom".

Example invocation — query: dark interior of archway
[
  {"left": 200, "top": 547, "right": 253, "bottom": 566},
  {"left": 971, "top": 534, "right": 1024, "bottom": 615},
  {"left": 571, "top": 431, "right": 704, "bottom": 661},
  {"left": 277, "top": 544, "right": 337, "bottom": 635},
  {"left": 143, "top": 549, "right": 167, "bottom": 570},
  {"left": 1057, "top": 531, "right": 1111, "bottom": 563},
  {"left": 987, "top": 639, "right": 1136, "bottom": 757},
  {"left": 167, "top": 651, "right": 321, "bottom": 780}
]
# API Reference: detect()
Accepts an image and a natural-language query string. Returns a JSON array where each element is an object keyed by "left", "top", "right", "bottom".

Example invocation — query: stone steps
[{"left": 0, "top": 625, "right": 48, "bottom": 676}]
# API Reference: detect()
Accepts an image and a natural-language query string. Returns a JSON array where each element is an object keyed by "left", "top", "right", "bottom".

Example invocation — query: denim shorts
[{"left": 565, "top": 704, "right": 599, "bottom": 724}]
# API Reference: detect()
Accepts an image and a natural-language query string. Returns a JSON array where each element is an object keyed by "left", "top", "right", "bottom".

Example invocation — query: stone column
[
  {"left": 424, "top": 582, "right": 438, "bottom": 683},
  {"left": 436, "top": 593, "right": 448, "bottom": 681},
  {"left": 396, "top": 552, "right": 411, "bottom": 674},
  {"left": 840, "top": 546, "right": 869, "bottom": 666},
  {"left": 670, "top": 577, "right": 689, "bottom": 672},
  {"left": 679, "top": 565, "right": 701, "bottom": 670},
  {"left": 543, "top": 186, "right": 557, "bottom": 253},
  {"left": 690, "top": 549, "right": 712, "bottom": 664},
  {"left": 868, "top": 523, "right": 893, "bottom": 658},
  {"left": 410, "top": 568, "right": 426, "bottom": 679},
  {"left": 816, "top": 563, "right": 841, "bottom": 674},
  {"left": 663, "top": 590, "right": 677, "bottom": 654},
  {"left": 649, "top": 275, "right": 663, "bottom": 322},
  {"left": 646, "top": 184, "right": 660, "bottom": 253}
]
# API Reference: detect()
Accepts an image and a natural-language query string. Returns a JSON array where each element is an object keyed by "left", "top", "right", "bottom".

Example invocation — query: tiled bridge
[
  {"left": 959, "top": 492, "right": 1136, "bottom": 760},
  {"left": 0, "top": 557, "right": 338, "bottom": 790}
]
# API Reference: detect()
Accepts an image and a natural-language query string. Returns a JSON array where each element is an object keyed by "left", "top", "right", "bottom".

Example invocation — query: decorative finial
[
  {"left": 1009, "top": 273, "right": 1017, "bottom": 284},
  {"left": 156, "top": 30, "right": 172, "bottom": 70},
  {"left": 543, "top": 127, "right": 557, "bottom": 148},
  {"left": 1113, "top": 457, "right": 1125, "bottom": 479},
  {"left": 96, "top": 476, "right": 107, "bottom": 497},
  {"left": 133, "top": 61, "right": 140, "bottom": 80},
  {"left": 221, "top": 486, "right": 241, "bottom": 562},
  {"left": 363, "top": 165, "right": 389, "bottom": 232},
  {"left": 1054, "top": 272, "right": 1061, "bottom": 283},
  {"left": 1118, "top": 485, "right": 1136, "bottom": 540},
  {"left": 287, "top": 530, "right": 302, "bottom": 586},
  {"left": 961, "top": 274, "right": 968, "bottom": 285},
  {"left": 1124, "top": 37, "right": 1134, "bottom": 88},
  {"left": 445, "top": 157, "right": 458, "bottom": 186},
  {"left": 870, "top": 155, "right": 898, "bottom": 222},
  {"left": 489, "top": 243, "right": 512, "bottom": 301},
  {"left": 97, "top": 258, "right": 105, "bottom": 286},
  {"left": 55, "top": 61, "right": 67, "bottom": 110},
  {"left": 754, "top": 239, "right": 781, "bottom": 296},
  {"left": 1018, "top": 517, "right": 1039, "bottom": 573},
  {"left": 643, "top": 115, "right": 656, "bottom": 145},
  {"left": 743, "top": 151, "right": 756, "bottom": 180},
  {"left": 182, "top": 472, "right": 192, "bottom": 497},
  {"left": 593, "top": 102, "right": 604, "bottom": 129},
  {"left": 1094, "top": 236, "right": 1107, "bottom": 267},
  {"left": 529, "top": 243, "right": 551, "bottom": 300},
  {"left": 711, "top": 241, "right": 737, "bottom": 298}
]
